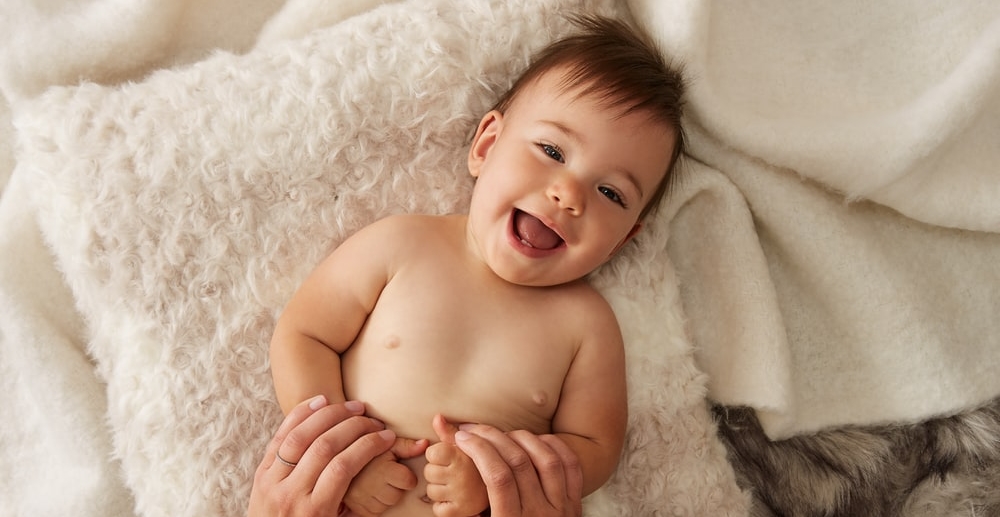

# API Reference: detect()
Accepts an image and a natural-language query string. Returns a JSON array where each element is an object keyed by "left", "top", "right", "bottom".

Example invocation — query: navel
[{"left": 532, "top": 390, "right": 548, "bottom": 407}]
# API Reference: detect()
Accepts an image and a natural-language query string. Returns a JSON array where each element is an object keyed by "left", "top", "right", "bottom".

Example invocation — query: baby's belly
[
  {"left": 341, "top": 337, "right": 561, "bottom": 516},
  {"left": 341, "top": 335, "right": 559, "bottom": 440}
]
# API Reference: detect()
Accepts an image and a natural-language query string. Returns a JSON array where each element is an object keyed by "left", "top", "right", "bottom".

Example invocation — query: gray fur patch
[{"left": 715, "top": 398, "right": 1000, "bottom": 517}]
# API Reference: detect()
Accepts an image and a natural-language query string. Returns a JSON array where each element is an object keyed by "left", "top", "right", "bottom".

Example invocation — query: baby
[{"left": 269, "top": 15, "right": 685, "bottom": 517}]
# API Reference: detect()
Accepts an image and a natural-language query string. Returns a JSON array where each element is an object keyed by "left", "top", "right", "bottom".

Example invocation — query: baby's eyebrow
[{"left": 539, "top": 119, "right": 583, "bottom": 146}]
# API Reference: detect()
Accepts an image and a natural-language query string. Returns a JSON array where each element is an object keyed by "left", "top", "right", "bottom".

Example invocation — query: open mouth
[{"left": 512, "top": 209, "right": 564, "bottom": 250}]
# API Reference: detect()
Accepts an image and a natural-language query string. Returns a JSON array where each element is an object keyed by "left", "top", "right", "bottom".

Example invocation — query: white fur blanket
[
  {"left": 3, "top": 0, "right": 999, "bottom": 515},
  {"left": 0, "top": 0, "right": 746, "bottom": 516}
]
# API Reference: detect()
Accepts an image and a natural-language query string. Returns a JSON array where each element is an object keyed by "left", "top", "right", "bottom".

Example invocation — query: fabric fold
[{"left": 668, "top": 123, "right": 1000, "bottom": 439}]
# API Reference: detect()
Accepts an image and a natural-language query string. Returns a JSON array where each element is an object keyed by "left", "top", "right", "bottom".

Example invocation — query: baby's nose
[{"left": 547, "top": 174, "right": 585, "bottom": 214}]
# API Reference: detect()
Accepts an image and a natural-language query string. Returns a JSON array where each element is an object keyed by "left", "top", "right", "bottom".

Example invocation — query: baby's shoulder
[
  {"left": 562, "top": 284, "right": 625, "bottom": 351},
  {"left": 549, "top": 281, "right": 619, "bottom": 326},
  {"left": 353, "top": 213, "right": 451, "bottom": 246},
  {"left": 363, "top": 212, "right": 433, "bottom": 232}
]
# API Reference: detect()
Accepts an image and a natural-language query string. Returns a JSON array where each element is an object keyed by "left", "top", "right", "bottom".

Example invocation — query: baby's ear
[
  {"left": 468, "top": 110, "right": 502, "bottom": 178},
  {"left": 431, "top": 413, "right": 461, "bottom": 444}
]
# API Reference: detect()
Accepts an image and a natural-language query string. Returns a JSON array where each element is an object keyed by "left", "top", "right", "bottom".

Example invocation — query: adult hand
[
  {"left": 248, "top": 396, "right": 395, "bottom": 517},
  {"left": 454, "top": 424, "right": 584, "bottom": 517}
]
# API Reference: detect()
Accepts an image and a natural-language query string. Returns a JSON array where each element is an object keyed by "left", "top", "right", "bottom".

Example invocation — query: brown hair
[{"left": 492, "top": 15, "right": 686, "bottom": 220}]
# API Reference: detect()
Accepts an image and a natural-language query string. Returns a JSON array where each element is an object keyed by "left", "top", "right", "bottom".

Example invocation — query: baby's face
[{"left": 466, "top": 69, "right": 676, "bottom": 287}]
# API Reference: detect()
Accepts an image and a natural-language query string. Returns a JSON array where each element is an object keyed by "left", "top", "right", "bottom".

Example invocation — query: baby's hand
[
  {"left": 424, "top": 415, "right": 490, "bottom": 517},
  {"left": 343, "top": 436, "right": 428, "bottom": 517}
]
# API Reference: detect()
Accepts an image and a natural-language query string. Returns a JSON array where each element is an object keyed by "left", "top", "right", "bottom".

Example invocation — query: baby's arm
[
  {"left": 269, "top": 219, "right": 393, "bottom": 413},
  {"left": 548, "top": 293, "right": 628, "bottom": 496},
  {"left": 270, "top": 216, "right": 423, "bottom": 515}
]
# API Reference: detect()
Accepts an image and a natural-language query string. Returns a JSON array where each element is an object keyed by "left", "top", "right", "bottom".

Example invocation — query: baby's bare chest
[{"left": 340, "top": 266, "right": 581, "bottom": 440}]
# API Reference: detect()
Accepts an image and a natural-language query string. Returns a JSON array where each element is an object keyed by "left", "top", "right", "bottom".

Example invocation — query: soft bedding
[
  {"left": 2, "top": 1, "right": 745, "bottom": 516},
  {"left": 637, "top": 0, "right": 1000, "bottom": 439},
  {"left": 2, "top": 0, "right": 998, "bottom": 516}
]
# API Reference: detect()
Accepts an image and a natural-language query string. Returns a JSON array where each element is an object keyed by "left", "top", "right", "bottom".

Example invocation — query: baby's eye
[
  {"left": 539, "top": 143, "right": 564, "bottom": 163},
  {"left": 599, "top": 186, "right": 628, "bottom": 208}
]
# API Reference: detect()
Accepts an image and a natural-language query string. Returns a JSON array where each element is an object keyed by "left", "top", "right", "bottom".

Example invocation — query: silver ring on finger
[{"left": 275, "top": 450, "right": 298, "bottom": 468}]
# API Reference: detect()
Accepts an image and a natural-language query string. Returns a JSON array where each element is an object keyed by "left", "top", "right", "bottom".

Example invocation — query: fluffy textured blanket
[
  {"left": 2, "top": 0, "right": 746, "bottom": 516},
  {"left": 3, "top": 0, "right": 1000, "bottom": 516},
  {"left": 630, "top": 0, "right": 1000, "bottom": 439}
]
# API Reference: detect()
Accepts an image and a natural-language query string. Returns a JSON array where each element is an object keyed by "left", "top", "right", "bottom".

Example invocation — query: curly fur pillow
[{"left": 14, "top": 0, "right": 746, "bottom": 515}]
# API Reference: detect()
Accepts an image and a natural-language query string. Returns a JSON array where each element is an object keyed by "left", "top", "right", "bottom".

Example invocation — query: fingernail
[
  {"left": 455, "top": 430, "right": 471, "bottom": 441},
  {"left": 369, "top": 417, "right": 386, "bottom": 429},
  {"left": 377, "top": 429, "right": 395, "bottom": 441},
  {"left": 344, "top": 400, "right": 364, "bottom": 413},
  {"left": 308, "top": 395, "right": 327, "bottom": 411},
  {"left": 458, "top": 423, "right": 475, "bottom": 431}
]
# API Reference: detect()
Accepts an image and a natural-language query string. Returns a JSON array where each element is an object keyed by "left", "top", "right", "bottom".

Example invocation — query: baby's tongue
[{"left": 514, "top": 210, "right": 562, "bottom": 250}]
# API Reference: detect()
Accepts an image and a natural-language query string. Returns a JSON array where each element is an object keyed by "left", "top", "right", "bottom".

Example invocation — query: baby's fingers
[
  {"left": 430, "top": 500, "right": 464, "bottom": 517},
  {"left": 432, "top": 413, "right": 461, "bottom": 444},
  {"left": 391, "top": 436, "right": 429, "bottom": 460},
  {"left": 425, "top": 441, "right": 459, "bottom": 466},
  {"left": 424, "top": 481, "right": 464, "bottom": 517},
  {"left": 423, "top": 461, "right": 451, "bottom": 486},
  {"left": 382, "top": 457, "right": 420, "bottom": 490}
]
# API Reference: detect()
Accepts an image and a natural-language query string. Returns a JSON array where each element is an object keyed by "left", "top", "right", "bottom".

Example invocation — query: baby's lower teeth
[{"left": 521, "top": 238, "right": 534, "bottom": 248}]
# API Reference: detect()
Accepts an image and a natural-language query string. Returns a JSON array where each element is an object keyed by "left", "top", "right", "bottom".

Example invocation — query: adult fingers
[
  {"left": 273, "top": 398, "right": 368, "bottom": 468},
  {"left": 250, "top": 397, "right": 382, "bottom": 517},
  {"left": 262, "top": 396, "right": 344, "bottom": 471},
  {"left": 291, "top": 412, "right": 390, "bottom": 484},
  {"left": 453, "top": 425, "right": 530, "bottom": 515},
  {"left": 513, "top": 433, "right": 582, "bottom": 515},
  {"left": 306, "top": 424, "right": 397, "bottom": 510},
  {"left": 456, "top": 426, "right": 583, "bottom": 517},
  {"left": 505, "top": 431, "right": 566, "bottom": 507}
]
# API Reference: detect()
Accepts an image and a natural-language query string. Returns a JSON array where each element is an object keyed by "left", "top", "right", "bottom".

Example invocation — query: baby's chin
[{"left": 486, "top": 261, "right": 588, "bottom": 289}]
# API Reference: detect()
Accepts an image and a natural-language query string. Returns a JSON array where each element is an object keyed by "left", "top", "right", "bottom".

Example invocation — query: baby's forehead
[
  {"left": 511, "top": 65, "right": 661, "bottom": 123},
  {"left": 511, "top": 83, "right": 673, "bottom": 150}
]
